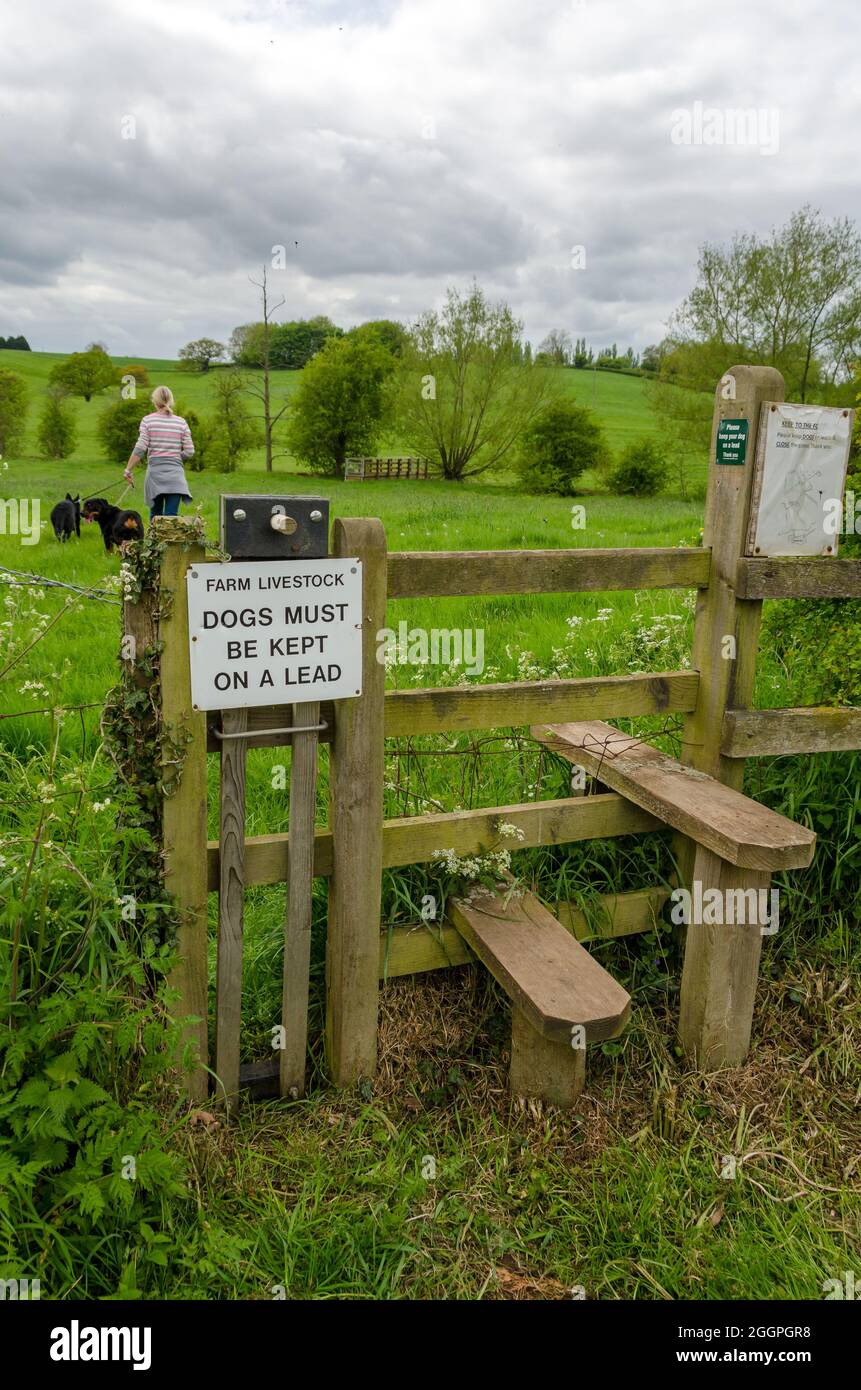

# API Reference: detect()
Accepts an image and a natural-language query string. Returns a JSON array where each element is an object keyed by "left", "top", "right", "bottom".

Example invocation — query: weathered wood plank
[
  {"left": 379, "top": 923, "right": 473, "bottom": 978},
  {"left": 510, "top": 1006, "right": 586, "bottom": 1109},
  {"left": 280, "top": 700, "right": 319, "bottom": 1100},
  {"left": 448, "top": 887, "right": 631, "bottom": 1043},
  {"left": 159, "top": 531, "right": 210, "bottom": 1102},
  {"left": 377, "top": 886, "right": 669, "bottom": 978},
  {"left": 387, "top": 546, "right": 710, "bottom": 598},
  {"left": 206, "top": 794, "right": 662, "bottom": 890},
  {"left": 326, "top": 519, "right": 387, "bottom": 1086},
  {"left": 556, "top": 886, "right": 671, "bottom": 941},
  {"left": 722, "top": 706, "right": 861, "bottom": 758},
  {"left": 215, "top": 707, "right": 247, "bottom": 1113},
  {"left": 203, "top": 672, "right": 698, "bottom": 748},
  {"left": 736, "top": 556, "right": 861, "bottom": 599},
  {"left": 384, "top": 671, "right": 698, "bottom": 736},
  {"left": 678, "top": 848, "right": 770, "bottom": 1069},
  {"left": 534, "top": 720, "right": 815, "bottom": 870}
]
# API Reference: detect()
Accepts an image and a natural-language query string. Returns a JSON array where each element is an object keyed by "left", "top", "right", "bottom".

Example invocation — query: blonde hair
[{"left": 151, "top": 385, "right": 174, "bottom": 413}]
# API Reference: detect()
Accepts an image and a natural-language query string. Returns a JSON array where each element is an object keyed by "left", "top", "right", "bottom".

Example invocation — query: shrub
[
  {"left": 37, "top": 387, "right": 78, "bottom": 459},
  {"left": 119, "top": 363, "right": 150, "bottom": 389},
  {"left": 517, "top": 400, "right": 609, "bottom": 494},
  {"left": 97, "top": 396, "right": 150, "bottom": 463},
  {"left": 608, "top": 437, "right": 669, "bottom": 496},
  {"left": 0, "top": 366, "right": 28, "bottom": 456},
  {"left": 206, "top": 373, "right": 259, "bottom": 471},
  {"left": 763, "top": 596, "right": 861, "bottom": 707}
]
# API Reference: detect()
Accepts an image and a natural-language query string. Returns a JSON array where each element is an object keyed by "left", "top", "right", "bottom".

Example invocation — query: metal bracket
[{"left": 213, "top": 720, "right": 328, "bottom": 741}]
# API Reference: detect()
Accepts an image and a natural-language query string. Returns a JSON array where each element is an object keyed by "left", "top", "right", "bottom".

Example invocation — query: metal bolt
[
  {"left": 309, "top": 509, "right": 323, "bottom": 522},
  {"left": 232, "top": 508, "right": 246, "bottom": 521}
]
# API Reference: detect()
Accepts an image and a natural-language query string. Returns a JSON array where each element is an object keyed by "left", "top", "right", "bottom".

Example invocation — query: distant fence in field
[{"left": 344, "top": 456, "right": 431, "bottom": 482}]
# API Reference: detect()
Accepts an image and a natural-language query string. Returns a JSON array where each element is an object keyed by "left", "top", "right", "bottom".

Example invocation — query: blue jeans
[{"left": 150, "top": 493, "right": 183, "bottom": 520}]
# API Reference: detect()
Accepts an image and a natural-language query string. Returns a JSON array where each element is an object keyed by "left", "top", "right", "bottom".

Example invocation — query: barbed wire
[{"left": 0, "top": 564, "right": 121, "bottom": 606}]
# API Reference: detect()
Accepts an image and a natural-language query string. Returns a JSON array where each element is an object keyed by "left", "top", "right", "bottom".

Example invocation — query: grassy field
[
  {"left": 1, "top": 356, "right": 858, "bottom": 1302},
  {"left": 0, "top": 347, "right": 708, "bottom": 492}
]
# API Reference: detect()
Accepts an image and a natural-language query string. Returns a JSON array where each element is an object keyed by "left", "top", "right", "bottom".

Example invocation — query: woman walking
[{"left": 124, "top": 385, "right": 194, "bottom": 519}]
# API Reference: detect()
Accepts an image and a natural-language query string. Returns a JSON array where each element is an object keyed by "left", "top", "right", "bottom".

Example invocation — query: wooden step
[
  {"left": 447, "top": 886, "right": 631, "bottom": 1044},
  {"left": 533, "top": 720, "right": 815, "bottom": 871}
]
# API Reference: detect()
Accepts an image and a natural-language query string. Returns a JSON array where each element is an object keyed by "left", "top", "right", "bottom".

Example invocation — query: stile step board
[
  {"left": 533, "top": 720, "right": 815, "bottom": 872},
  {"left": 447, "top": 887, "right": 631, "bottom": 1044}
]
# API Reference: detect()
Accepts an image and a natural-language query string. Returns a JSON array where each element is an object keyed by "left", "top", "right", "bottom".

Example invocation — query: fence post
[
  {"left": 159, "top": 529, "right": 210, "bottom": 1102},
  {"left": 677, "top": 364, "right": 785, "bottom": 1069},
  {"left": 326, "top": 517, "right": 387, "bottom": 1085}
]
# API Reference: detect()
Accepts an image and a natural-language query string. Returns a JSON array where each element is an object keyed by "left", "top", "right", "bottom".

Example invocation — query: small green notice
[{"left": 716, "top": 418, "right": 749, "bottom": 465}]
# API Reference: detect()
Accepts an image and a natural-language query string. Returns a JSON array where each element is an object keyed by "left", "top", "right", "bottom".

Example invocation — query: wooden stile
[
  {"left": 159, "top": 532, "right": 210, "bottom": 1102},
  {"left": 215, "top": 707, "right": 248, "bottom": 1113},
  {"left": 280, "top": 700, "right": 320, "bottom": 1099},
  {"left": 326, "top": 518, "right": 387, "bottom": 1085},
  {"left": 676, "top": 365, "right": 788, "bottom": 1067}
]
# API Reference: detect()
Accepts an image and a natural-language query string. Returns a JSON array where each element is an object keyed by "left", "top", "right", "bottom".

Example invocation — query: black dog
[
  {"left": 82, "top": 497, "right": 144, "bottom": 552},
  {"left": 50, "top": 493, "right": 81, "bottom": 542}
]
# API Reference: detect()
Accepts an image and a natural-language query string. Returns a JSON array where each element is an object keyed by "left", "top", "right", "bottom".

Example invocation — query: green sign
[{"left": 716, "top": 418, "right": 749, "bottom": 466}]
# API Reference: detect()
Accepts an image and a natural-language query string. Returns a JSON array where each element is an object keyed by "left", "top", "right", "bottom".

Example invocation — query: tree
[
  {"left": 242, "top": 266, "right": 290, "bottom": 472},
  {"left": 178, "top": 338, "right": 226, "bottom": 372},
  {"left": 517, "top": 400, "right": 610, "bottom": 494},
  {"left": 572, "top": 338, "right": 593, "bottom": 368},
  {"left": 97, "top": 396, "right": 150, "bottom": 463},
  {"left": 285, "top": 335, "right": 395, "bottom": 476},
  {"left": 397, "top": 282, "right": 558, "bottom": 480},
  {"left": 38, "top": 386, "right": 78, "bottom": 459},
  {"left": 0, "top": 335, "right": 31, "bottom": 351},
  {"left": 675, "top": 206, "right": 861, "bottom": 400},
  {"left": 0, "top": 368, "right": 28, "bottom": 456},
  {"left": 208, "top": 371, "right": 260, "bottom": 470},
  {"left": 270, "top": 316, "right": 342, "bottom": 369},
  {"left": 229, "top": 323, "right": 265, "bottom": 365},
  {"left": 640, "top": 343, "right": 665, "bottom": 374},
  {"left": 346, "top": 319, "right": 410, "bottom": 358},
  {"left": 49, "top": 348, "right": 115, "bottom": 402},
  {"left": 537, "top": 329, "right": 572, "bottom": 366}
]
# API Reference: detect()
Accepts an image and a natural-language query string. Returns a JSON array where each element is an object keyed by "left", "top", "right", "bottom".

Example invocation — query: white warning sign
[
  {"left": 186, "top": 558, "right": 363, "bottom": 710},
  {"left": 748, "top": 402, "right": 854, "bottom": 557}
]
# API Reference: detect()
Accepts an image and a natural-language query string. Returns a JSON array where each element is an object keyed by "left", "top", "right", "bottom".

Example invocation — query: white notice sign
[
  {"left": 186, "top": 558, "right": 363, "bottom": 710},
  {"left": 748, "top": 402, "right": 853, "bottom": 557}
]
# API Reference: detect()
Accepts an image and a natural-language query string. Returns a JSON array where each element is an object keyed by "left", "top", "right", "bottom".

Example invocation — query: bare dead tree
[{"left": 245, "top": 265, "right": 289, "bottom": 471}]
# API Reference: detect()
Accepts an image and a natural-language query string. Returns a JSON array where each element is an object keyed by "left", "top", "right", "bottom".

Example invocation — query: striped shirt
[{"left": 133, "top": 411, "right": 195, "bottom": 463}]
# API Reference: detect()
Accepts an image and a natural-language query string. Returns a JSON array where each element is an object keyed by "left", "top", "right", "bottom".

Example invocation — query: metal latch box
[{"left": 219, "top": 495, "right": 329, "bottom": 560}]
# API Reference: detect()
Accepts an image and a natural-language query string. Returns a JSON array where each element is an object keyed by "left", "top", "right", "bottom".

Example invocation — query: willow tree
[{"left": 397, "top": 283, "right": 559, "bottom": 480}]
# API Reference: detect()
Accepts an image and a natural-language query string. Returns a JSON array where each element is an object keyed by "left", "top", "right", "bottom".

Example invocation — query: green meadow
[{"left": 0, "top": 351, "right": 858, "bottom": 1301}]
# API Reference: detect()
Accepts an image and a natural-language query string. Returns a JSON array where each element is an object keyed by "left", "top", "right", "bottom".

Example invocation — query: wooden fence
[
  {"left": 344, "top": 456, "right": 430, "bottom": 481},
  {"left": 130, "top": 366, "right": 861, "bottom": 1103}
]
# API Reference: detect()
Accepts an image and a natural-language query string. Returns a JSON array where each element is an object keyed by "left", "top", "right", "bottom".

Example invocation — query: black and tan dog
[
  {"left": 50, "top": 493, "right": 81, "bottom": 542},
  {"left": 82, "top": 497, "right": 145, "bottom": 552}
]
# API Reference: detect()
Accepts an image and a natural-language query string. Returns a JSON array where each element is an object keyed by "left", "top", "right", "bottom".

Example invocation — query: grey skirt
[{"left": 144, "top": 458, "right": 193, "bottom": 509}]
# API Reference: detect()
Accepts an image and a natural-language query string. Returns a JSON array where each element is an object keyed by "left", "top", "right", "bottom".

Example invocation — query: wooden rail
[
  {"left": 206, "top": 793, "right": 662, "bottom": 891},
  {"left": 387, "top": 546, "right": 710, "bottom": 598},
  {"left": 736, "top": 556, "right": 861, "bottom": 599},
  {"left": 722, "top": 706, "right": 861, "bottom": 757},
  {"left": 205, "top": 672, "right": 698, "bottom": 750}
]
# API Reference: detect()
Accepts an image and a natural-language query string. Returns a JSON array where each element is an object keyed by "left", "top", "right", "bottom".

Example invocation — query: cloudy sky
[{"left": 1, "top": 0, "right": 858, "bottom": 359}]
